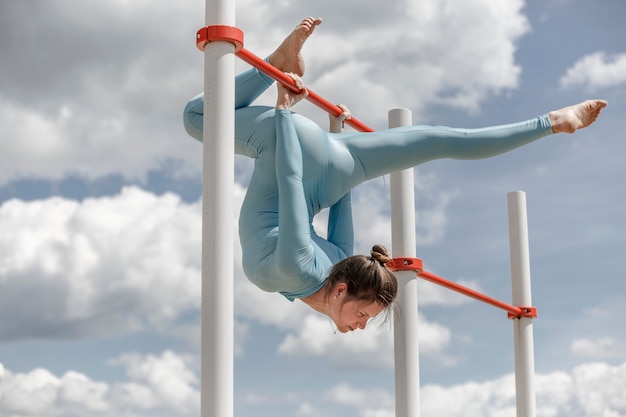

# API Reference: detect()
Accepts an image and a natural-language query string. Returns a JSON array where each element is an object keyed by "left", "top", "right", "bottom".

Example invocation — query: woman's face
[{"left": 330, "top": 294, "right": 384, "bottom": 333}]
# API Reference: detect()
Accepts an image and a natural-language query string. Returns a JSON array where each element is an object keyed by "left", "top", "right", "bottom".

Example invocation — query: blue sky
[{"left": 0, "top": 0, "right": 625, "bottom": 416}]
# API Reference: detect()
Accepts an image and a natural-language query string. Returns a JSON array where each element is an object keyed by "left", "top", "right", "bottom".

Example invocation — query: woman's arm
[
  {"left": 326, "top": 104, "right": 354, "bottom": 257},
  {"left": 274, "top": 76, "right": 315, "bottom": 274},
  {"left": 274, "top": 109, "right": 317, "bottom": 273},
  {"left": 327, "top": 193, "right": 354, "bottom": 257}
]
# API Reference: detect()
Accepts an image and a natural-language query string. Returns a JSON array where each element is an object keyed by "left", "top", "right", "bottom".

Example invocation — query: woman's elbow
[
  {"left": 183, "top": 100, "right": 204, "bottom": 142},
  {"left": 275, "top": 247, "right": 314, "bottom": 276}
]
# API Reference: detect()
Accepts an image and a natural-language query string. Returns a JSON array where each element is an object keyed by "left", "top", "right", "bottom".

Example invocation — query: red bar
[
  {"left": 418, "top": 270, "right": 525, "bottom": 317},
  {"left": 236, "top": 48, "right": 375, "bottom": 133}
]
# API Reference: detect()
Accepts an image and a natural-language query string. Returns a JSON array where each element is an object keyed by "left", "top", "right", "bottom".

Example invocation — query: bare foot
[
  {"left": 548, "top": 99, "right": 608, "bottom": 134},
  {"left": 268, "top": 17, "right": 322, "bottom": 76}
]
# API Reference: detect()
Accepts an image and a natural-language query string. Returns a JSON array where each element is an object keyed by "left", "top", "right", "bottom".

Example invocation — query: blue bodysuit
[{"left": 183, "top": 66, "right": 553, "bottom": 301}]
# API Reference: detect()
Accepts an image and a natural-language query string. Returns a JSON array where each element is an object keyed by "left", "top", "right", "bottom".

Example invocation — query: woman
[{"left": 183, "top": 17, "right": 607, "bottom": 333}]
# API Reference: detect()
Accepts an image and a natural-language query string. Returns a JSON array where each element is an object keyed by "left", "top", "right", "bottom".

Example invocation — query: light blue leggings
[{"left": 183, "top": 66, "right": 553, "bottom": 301}]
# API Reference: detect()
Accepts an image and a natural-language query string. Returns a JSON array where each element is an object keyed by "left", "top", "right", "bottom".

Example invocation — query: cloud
[
  {"left": 277, "top": 315, "right": 395, "bottom": 370},
  {"left": 108, "top": 351, "right": 198, "bottom": 412},
  {"left": 296, "top": 402, "right": 328, "bottom": 417},
  {"left": 0, "top": 0, "right": 531, "bottom": 184},
  {"left": 0, "top": 181, "right": 456, "bottom": 366},
  {"left": 338, "top": 174, "right": 455, "bottom": 257},
  {"left": 559, "top": 52, "right": 626, "bottom": 91},
  {"left": 325, "top": 383, "right": 394, "bottom": 417},
  {"left": 0, "top": 1, "right": 203, "bottom": 185},
  {"left": 570, "top": 338, "right": 626, "bottom": 360},
  {"left": 0, "top": 351, "right": 199, "bottom": 417},
  {"left": 304, "top": 0, "right": 530, "bottom": 126},
  {"left": 276, "top": 313, "right": 452, "bottom": 371},
  {"left": 312, "top": 361, "right": 626, "bottom": 417},
  {"left": 0, "top": 187, "right": 203, "bottom": 340},
  {"left": 2, "top": 355, "right": 626, "bottom": 417},
  {"left": 0, "top": 182, "right": 249, "bottom": 348}
]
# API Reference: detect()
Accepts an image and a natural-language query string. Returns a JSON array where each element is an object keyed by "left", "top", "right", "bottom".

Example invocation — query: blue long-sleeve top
[{"left": 183, "top": 66, "right": 552, "bottom": 301}]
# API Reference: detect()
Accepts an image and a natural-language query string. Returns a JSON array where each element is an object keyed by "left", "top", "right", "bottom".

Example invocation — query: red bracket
[
  {"left": 508, "top": 307, "right": 538, "bottom": 319},
  {"left": 196, "top": 25, "right": 244, "bottom": 52},
  {"left": 386, "top": 257, "right": 424, "bottom": 273}
]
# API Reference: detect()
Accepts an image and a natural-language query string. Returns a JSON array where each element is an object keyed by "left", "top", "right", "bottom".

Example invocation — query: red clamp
[
  {"left": 196, "top": 25, "right": 244, "bottom": 52},
  {"left": 386, "top": 257, "right": 424, "bottom": 273},
  {"left": 508, "top": 307, "right": 538, "bottom": 319}
]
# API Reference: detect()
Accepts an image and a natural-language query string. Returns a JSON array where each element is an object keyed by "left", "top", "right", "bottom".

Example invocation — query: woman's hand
[
  {"left": 329, "top": 104, "right": 352, "bottom": 133},
  {"left": 276, "top": 72, "right": 308, "bottom": 110}
]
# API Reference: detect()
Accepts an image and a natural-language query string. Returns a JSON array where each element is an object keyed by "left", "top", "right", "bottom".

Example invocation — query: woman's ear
[{"left": 334, "top": 282, "right": 348, "bottom": 299}]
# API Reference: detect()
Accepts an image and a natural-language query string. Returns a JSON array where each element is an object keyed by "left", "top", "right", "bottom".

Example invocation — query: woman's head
[{"left": 325, "top": 244, "right": 397, "bottom": 332}]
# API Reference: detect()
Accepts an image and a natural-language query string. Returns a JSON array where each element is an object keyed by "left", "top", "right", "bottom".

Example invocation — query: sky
[{"left": 0, "top": 0, "right": 625, "bottom": 416}]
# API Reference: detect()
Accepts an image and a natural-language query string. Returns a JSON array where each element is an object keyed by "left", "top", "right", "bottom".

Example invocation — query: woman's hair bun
[{"left": 370, "top": 244, "right": 391, "bottom": 265}]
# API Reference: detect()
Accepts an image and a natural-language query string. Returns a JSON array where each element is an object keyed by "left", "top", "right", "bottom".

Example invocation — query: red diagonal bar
[
  {"left": 418, "top": 270, "right": 530, "bottom": 317},
  {"left": 236, "top": 48, "right": 375, "bottom": 133},
  {"left": 387, "top": 258, "right": 536, "bottom": 318}
]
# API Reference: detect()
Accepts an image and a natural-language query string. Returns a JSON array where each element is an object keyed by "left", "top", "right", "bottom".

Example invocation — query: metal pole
[
  {"left": 507, "top": 191, "right": 536, "bottom": 417},
  {"left": 390, "top": 109, "right": 420, "bottom": 417},
  {"left": 201, "top": 0, "right": 235, "bottom": 416}
]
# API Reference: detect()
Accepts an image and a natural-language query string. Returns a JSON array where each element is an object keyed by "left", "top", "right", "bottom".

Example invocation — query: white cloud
[
  {"left": 304, "top": 0, "right": 530, "bottom": 126},
  {"left": 0, "top": 367, "right": 112, "bottom": 416},
  {"left": 296, "top": 402, "right": 328, "bottom": 417},
  {"left": 345, "top": 174, "right": 455, "bottom": 256},
  {"left": 0, "top": 351, "right": 199, "bottom": 417},
  {"left": 0, "top": 0, "right": 531, "bottom": 184},
  {"left": 533, "top": 362, "right": 626, "bottom": 417},
  {"left": 109, "top": 350, "right": 198, "bottom": 412},
  {"left": 278, "top": 315, "right": 394, "bottom": 369},
  {"left": 324, "top": 361, "right": 626, "bottom": 417},
  {"left": 567, "top": 362, "right": 626, "bottom": 416},
  {"left": 0, "top": 187, "right": 203, "bottom": 340},
  {"left": 325, "top": 383, "right": 394, "bottom": 415},
  {"left": 0, "top": 180, "right": 456, "bottom": 366},
  {"left": 560, "top": 52, "right": 626, "bottom": 91},
  {"left": 415, "top": 315, "right": 453, "bottom": 355},
  {"left": 277, "top": 313, "right": 452, "bottom": 370},
  {"left": 0, "top": 1, "right": 203, "bottom": 185},
  {"left": 2, "top": 356, "right": 626, "bottom": 417},
  {"left": 571, "top": 338, "right": 626, "bottom": 360},
  {"left": 422, "top": 374, "right": 517, "bottom": 417}
]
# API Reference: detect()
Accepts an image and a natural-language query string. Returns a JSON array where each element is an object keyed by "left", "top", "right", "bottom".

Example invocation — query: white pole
[
  {"left": 201, "top": 0, "right": 235, "bottom": 416},
  {"left": 507, "top": 191, "right": 536, "bottom": 417},
  {"left": 389, "top": 109, "right": 420, "bottom": 417}
]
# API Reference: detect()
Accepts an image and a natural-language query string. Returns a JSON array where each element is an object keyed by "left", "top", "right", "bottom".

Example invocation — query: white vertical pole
[
  {"left": 390, "top": 109, "right": 420, "bottom": 417},
  {"left": 507, "top": 191, "right": 536, "bottom": 417},
  {"left": 201, "top": 1, "right": 235, "bottom": 417}
]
